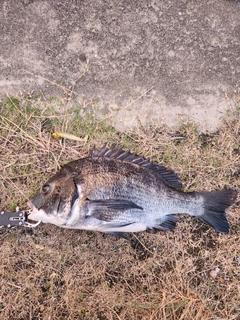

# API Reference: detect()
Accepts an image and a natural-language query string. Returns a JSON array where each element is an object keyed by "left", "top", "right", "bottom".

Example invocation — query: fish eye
[{"left": 42, "top": 184, "right": 51, "bottom": 195}]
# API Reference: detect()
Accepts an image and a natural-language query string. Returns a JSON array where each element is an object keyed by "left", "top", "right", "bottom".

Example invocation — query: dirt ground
[
  {"left": 0, "top": 96, "right": 240, "bottom": 319},
  {"left": 0, "top": 0, "right": 240, "bottom": 132}
]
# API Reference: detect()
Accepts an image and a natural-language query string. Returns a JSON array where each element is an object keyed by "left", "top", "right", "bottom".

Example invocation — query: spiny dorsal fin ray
[{"left": 89, "top": 146, "right": 182, "bottom": 189}]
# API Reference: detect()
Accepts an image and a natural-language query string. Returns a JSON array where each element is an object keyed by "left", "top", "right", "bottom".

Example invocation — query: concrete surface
[{"left": 0, "top": 0, "right": 239, "bottom": 132}]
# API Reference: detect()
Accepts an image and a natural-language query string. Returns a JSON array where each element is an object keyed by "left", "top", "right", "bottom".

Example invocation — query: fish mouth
[
  {"left": 27, "top": 200, "right": 41, "bottom": 222},
  {"left": 27, "top": 200, "right": 34, "bottom": 210}
]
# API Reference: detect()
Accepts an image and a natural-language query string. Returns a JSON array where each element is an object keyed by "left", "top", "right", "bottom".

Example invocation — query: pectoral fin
[{"left": 87, "top": 199, "right": 143, "bottom": 221}]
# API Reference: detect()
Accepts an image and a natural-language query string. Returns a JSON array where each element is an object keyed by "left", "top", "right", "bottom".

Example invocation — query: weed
[{"left": 0, "top": 94, "right": 239, "bottom": 320}]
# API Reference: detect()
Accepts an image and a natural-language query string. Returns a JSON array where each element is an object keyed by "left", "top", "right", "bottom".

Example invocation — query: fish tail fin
[{"left": 199, "top": 190, "right": 237, "bottom": 233}]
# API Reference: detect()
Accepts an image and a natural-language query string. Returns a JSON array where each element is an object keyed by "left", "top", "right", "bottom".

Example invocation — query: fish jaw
[{"left": 27, "top": 200, "right": 66, "bottom": 226}]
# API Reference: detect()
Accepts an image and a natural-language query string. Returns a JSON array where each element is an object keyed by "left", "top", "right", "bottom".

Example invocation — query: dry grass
[{"left": 0, "top": 93, "right": 240, "bottom": 320}]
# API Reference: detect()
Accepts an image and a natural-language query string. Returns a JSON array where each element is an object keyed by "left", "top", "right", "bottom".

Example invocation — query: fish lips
[
  {"left": 28, "top": 193, "right": 46, "bottom": 210},
  {"left": 27, "top": 200, "right": 41, "bottom": 222}
]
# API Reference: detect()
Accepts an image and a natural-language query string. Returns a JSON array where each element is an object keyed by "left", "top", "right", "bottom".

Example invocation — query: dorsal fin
[{"left": 89, "top": 146, "right": 183, "bottom": 189}]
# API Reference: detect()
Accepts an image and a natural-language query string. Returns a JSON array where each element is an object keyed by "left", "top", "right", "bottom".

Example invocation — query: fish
[{"left": 27, "top": 146, "right": 237, "bottom": 239}]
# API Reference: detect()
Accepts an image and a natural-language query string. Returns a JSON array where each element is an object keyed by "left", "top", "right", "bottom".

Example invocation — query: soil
[{"left": 0, "top": 0, "right": 239, "bottom": 132}]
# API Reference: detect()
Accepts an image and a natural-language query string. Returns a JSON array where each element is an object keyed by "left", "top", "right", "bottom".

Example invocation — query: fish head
[{"left": 27, "top": 166, "right": 80, "bottom": 226}]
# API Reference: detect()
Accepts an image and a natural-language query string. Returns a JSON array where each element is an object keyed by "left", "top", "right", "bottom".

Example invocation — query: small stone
[
  {"left": 210, "top": 270, "right": 218, "bottom": 278},
  {"left": 40, "top": 305, "right": 45, "bottom": 311},
  {"left": 217, "top": 278, "right": 224, "bottom": 284},
  {"left": 215, "top": 267, "right": 220, "bottom": 273},
  {"left": 210, "top": 267, "right": 220, "bottom": 279}
]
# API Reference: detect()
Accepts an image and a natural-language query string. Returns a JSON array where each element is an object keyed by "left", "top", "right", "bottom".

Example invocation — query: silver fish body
[{"left": 27, "top": 146, "right": 237, "bottom": 238}]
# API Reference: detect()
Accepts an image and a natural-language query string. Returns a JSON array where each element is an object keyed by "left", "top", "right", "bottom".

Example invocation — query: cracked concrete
[{"left": 0, "top": 0, "right": 239, "bottom": 131}]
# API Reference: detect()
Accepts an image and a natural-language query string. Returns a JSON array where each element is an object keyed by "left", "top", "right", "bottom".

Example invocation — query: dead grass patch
[{"left": 0, "top": 93, "right": 239, "bottom": 319}]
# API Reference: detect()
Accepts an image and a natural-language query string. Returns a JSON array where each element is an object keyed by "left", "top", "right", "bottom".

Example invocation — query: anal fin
[{"left": 154, "top": 215, "right": 178, "bottom": 231}]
